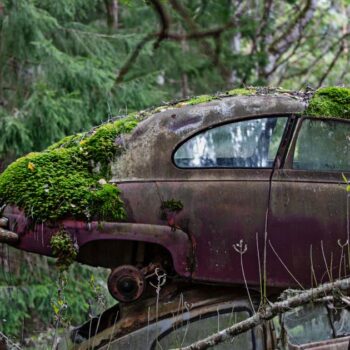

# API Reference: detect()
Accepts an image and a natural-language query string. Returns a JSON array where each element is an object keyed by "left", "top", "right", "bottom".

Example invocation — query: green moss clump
[
  {"left": 91, "top": 184, "right": 126, "bottom": 221},
  {"left": 185, "top": 95, "right": 214, "bottom": 105},
  {"left": 46, "top": 133, "right": 85, "bottom": 151},
  {"left": 50, "top": 230, "right": 78, "bottom": 272},
  {"left": 306, "top": 87, "right": 350, "bottom": 119},
  {"left": 161, "top": 199, "right": 184, "bottom": 212},
  {"left": 0, "top": 117, "right": 137, "bottom": 222},
  {"left": 227, "top": 88, "right": 256, "bottom": 96},
  {"left": 81, "top": 117, "right": 138, "bottom": 177}
]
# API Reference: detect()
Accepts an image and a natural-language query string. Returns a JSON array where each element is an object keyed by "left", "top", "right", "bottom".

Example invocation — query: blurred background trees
[{"left": 0, "top": 0, "right": 349, "bottom": 168}]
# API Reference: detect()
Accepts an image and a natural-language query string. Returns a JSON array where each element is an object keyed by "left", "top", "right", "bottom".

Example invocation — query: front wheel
[{"left": 107, "top": 265, "right": 145, "bottom": 302}]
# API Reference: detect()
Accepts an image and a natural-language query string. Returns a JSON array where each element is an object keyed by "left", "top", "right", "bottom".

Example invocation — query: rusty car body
[
  {"left": 57, "top": 284, "right": 350, "bottom": 350},
  {"left": 1, "top": 92, "right": 349, "bottom": 302}
]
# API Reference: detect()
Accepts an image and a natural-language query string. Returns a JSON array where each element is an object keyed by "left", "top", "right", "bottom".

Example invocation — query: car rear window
[
  {"left": 174, "top": 116, "right": 288, "bottom": 169},
  {"left": 292, "top": 118, "right": 350, "bottom": 172}
]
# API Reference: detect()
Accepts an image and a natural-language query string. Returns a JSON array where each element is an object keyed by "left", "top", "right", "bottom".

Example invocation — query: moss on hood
[
  {"left": 0, "top": 117, "right": 137, "bottom": 222},
  {"left": 0, "top": 86, "right": 349, "bottom": 223}
]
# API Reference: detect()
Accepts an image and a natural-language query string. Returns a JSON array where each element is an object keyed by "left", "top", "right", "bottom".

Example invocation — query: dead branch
[
  {"left": 173, "top": 276, "right": 350, "bottom": 350},
  {"left": 0, "top": 228, "right": 18, "bottom": 244},
  {"left": 316, "top": 42, "right": 345, "bottom": 88},
  {"left": 115, "top": 33, "right": 155, "bottom": 84},
  {"left": 148, "top": 0, "right": 170, "bottom": 48},
  {"left": 278, "top": 31, "right": 350, "bottom": 86},
  {"left": 168, "top": 0, "right": 198, "bottom": 32},
  {"left": 269, "top": 0, "right": 317, "bottom": 55},
  {"left": 115, "top": 22, "right": 236, "bottom": 84}
]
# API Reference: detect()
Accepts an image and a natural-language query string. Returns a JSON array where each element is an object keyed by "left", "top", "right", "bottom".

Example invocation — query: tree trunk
[{"left": 104, "top": 0, "right": 119, "bottom": 31}]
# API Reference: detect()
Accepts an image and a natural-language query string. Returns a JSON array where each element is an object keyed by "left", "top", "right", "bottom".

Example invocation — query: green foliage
[
  {"left": 1, "top": 0, "right": 349, "bottom": 166},
  {"left": 161, "top": 199, "right": 184, "bottom": 212},
  {"left": 0, "top": 117, "right": 136, "bottom": 222},
  {"left": 342, "top": 173, "right": 350, "bottom": 192},
  {"left": 306, "top": 87, "right": 350, "bottom": 119},
  {"left": 0, "top": 0, "right": 167, "bottom": 164},
  {"left": 50, "top": 231, "right": 78, "bottom": 272},
  {"left": 0, "top": 248, "right": 113, "bottom": 339}
]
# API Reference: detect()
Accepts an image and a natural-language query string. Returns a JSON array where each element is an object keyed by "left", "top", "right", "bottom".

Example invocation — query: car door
[
  {"left": 157, "top": 115, "right": 289, "bottom": 285},
  {"left": 268, "top": 117, "right": 350, "bottom": 288}
]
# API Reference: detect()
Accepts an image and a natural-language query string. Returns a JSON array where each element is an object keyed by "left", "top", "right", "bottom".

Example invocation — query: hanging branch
[
  {"left": 172, "top": 276, "right": 350, "bottom": 350},
  {"left": 115, "top": 33, "right": 155, "bottom": 84},
  {"left": 115, "top": 1, "right": 237, "bottom": 84},
  {"left": 149, "top": 0, "right": 170, "bottom": 49},
  {"left": 317, "top": 42, "right": 345, "bottom": 88}
]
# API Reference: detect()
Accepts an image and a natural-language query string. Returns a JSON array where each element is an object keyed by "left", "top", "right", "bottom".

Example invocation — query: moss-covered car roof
[{"left": 0, "top": 87, "right": 349, "bottom": 223}]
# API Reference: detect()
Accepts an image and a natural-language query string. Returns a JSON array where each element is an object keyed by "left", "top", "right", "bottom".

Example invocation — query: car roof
[{"left": 110, "top": 94, "right": 305, "bottom": 181}]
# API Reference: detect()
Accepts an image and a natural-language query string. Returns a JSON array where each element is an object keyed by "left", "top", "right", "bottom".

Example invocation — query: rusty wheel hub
[{"left": 108, "top": 265, "right": 145, "bottom": 302}]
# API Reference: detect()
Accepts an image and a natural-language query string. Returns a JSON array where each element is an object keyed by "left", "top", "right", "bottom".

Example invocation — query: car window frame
[
  {"left": 283, "top": 116, "right": 350, "bottom": 177},
  {"left": 275, "top": 299, "right": 350, "bottom": 348},
  {"left": 151, "top": 306, "right": 256, "bottom": 350},
  {"left": 171, "top": 114, "right": 294, "bottom": 171}
]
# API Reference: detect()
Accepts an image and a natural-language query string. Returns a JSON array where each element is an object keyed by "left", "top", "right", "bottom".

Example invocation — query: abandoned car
[
  {"left": 61, "top": 284, "right": 350, "bottom": 350},
  {"left": 0, "top": 87, "right": 349, "bottom": 303}
]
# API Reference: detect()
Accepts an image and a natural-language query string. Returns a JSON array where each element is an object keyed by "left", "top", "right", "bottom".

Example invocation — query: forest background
[{"left": 0, "top": 0, "right": 349, "bottom": 348}]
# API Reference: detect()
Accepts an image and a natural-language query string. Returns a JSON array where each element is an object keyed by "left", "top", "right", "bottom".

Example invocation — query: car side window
[
  {"left": 292, "top": 118, "right": 350, "bottom": 172},
  {"left": 283, "top": 303, "right": 333, "bottom": 345},
  {"left": 174, "top": 117, "right": 288, "bottom": 168},
  {"left": 273, "top": 300, "right": 350, "bottom": 348},
  {"left": 153, "top": 309, "right": 254, "bottom": 349}
]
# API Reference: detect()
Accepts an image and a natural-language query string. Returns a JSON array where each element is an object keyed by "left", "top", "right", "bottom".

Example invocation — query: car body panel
[
  {"left": 4, "top": 206, "right": 192, "bottom": 277},
  {"left": 268, "top": 117, "right": 350, "bottom": 287}
]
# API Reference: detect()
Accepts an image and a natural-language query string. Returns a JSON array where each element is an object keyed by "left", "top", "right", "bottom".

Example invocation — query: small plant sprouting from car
[
  {"left": 161, "top": 199, "right": 184, "bottom": 212},
  {"left": 50, "top": 230, "right": 78, "bottom": 272},
  {"left": 50, "top": 230, "right": 79, "bottom": 336}
]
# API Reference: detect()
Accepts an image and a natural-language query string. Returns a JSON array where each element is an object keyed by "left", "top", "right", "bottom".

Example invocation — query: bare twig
[
  {"left": 321, "top": 240, "right": 333, "bottom": 282},
  {"left": 115, "top": 33, "right": 155, "bottom": 84},
  {"left": 115, "top": 1, "right": 237, "bottom": 84},
  {"left": 268, "top": 240, "right": 304, "bottom": 290},
  {"left": 148, "top": 0, "right": 170, "bottom": 49},
  {"left": 0, "top": 331, "right": 22, "bottom": 350},
  {"left": 233, "top": 239, "right": 254, "bottom": 313},
  {"left": 269, "top": 0, "right": 317, "bottom": 55},
  {"left": 317, "top": 42, "right": 345, "bottom": 88}
]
